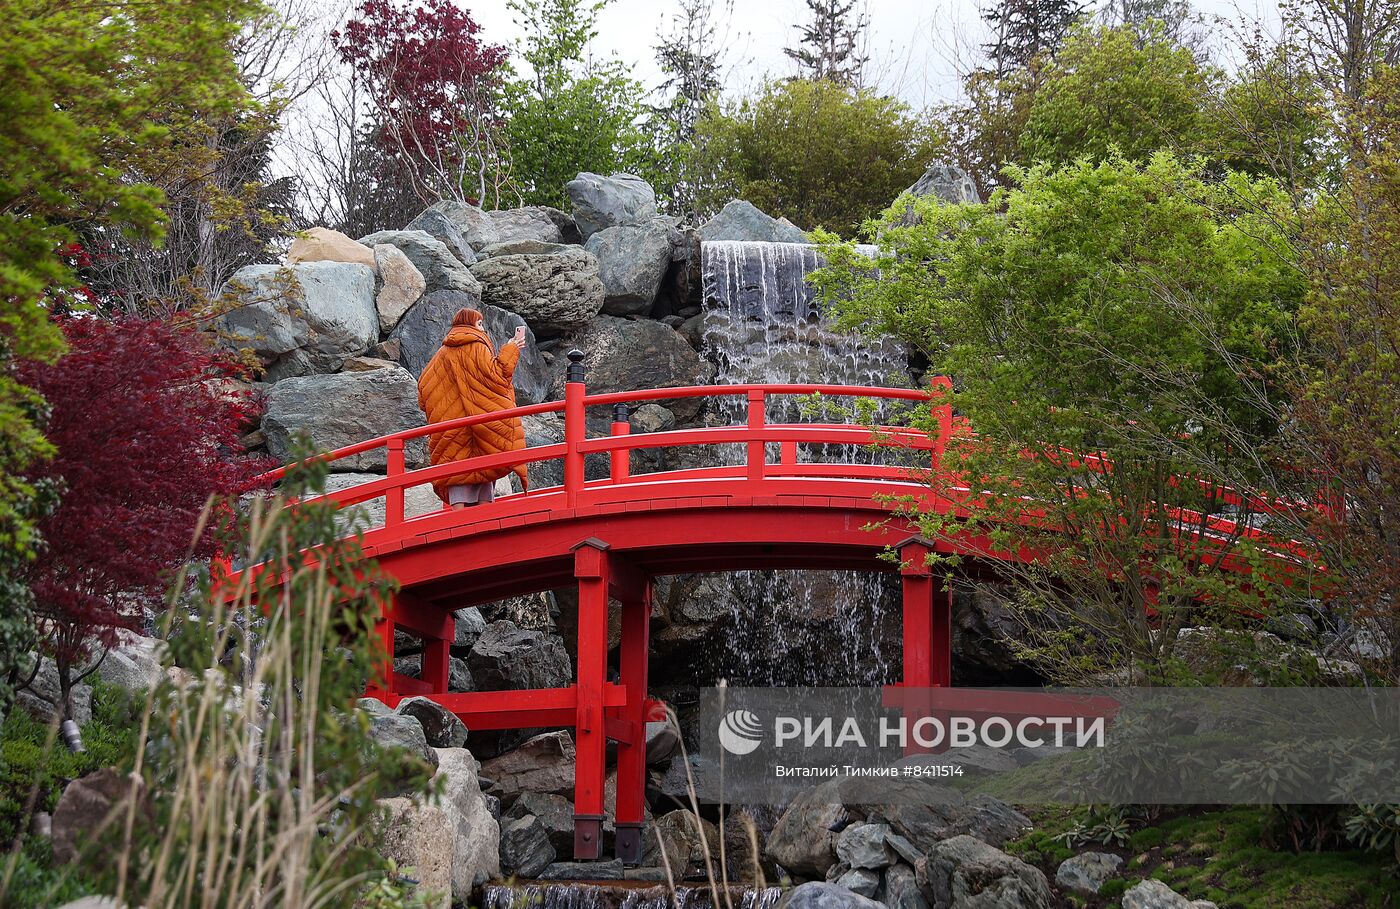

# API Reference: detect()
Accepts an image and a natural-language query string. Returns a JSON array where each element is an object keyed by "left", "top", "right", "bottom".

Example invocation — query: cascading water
[{"left": 692, "top": 240, "right": 920, "bottom": 687}]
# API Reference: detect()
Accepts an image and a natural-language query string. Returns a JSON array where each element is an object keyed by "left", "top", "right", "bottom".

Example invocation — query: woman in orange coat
[{"left": 417, "top": 309, "right": 529, "bottom": 507}]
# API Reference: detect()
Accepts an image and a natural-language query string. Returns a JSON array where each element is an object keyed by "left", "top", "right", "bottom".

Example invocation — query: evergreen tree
[
  {"left": 982, "top": 0, "right": 1084, "bottom": 75},
  {"left": 783, "top": 0, "right": 869, "bottom": 87},
  {"left": 645, "top": 0, "right": 727, "bottom": 218}
]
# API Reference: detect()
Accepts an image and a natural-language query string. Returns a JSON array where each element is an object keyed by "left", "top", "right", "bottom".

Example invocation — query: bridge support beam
[
  {"left": 571, "top": 539, "right": 611, "bottom": 860},
  {"left": 897, "top": 537, "right": 952, "bottom": 754},
  {"left": 613, "top": 575, "right": 652, "bottom": 864}
]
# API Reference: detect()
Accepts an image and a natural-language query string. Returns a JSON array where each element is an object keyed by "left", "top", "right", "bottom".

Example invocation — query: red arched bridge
[{"left": 259, "top": 351, "right": 1311, "bottom": 864}]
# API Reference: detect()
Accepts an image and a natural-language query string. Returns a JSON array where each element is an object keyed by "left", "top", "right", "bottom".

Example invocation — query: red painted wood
[
  {"left": 572, "top": 541, "right": 610, "bottom": 859},
  {"left": 614, "top": 581, "right": 651, "bottom": 833}
]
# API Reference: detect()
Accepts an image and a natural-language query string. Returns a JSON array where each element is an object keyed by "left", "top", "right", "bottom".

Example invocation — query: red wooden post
[
  {"left": 747, "top": 389, "right": 766, "bottom": 481},
  {"left": 366, "top": 589, "right": 398, "bottom": 705},
  {"left": 571, "top": 538, "right": 610, "bottom": 859},
  {"left": 613, "top": 578, "right": 652, "bottom": 864},
  {"left": 385, "top": 437, "right": 405, "bottom": 529},
  {"left": 564, "top": 350, "right": 587, "bottom": 506},
  {"left": 610, "top": 403, "right": 631, "bottom": 485},
  {"left": 898, "top": 537, "right": 935, "bottom": 689},
  {"left": 780, "top": 440, "right": 797, "bottom": 468},
  {"left": 420, "top": 611, "right": 454, "bottom": 694}
]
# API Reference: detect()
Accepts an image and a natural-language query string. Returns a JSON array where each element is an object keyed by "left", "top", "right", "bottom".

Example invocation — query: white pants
[{"left": 447, "top": 482, "right": 496, "bottom": 506}]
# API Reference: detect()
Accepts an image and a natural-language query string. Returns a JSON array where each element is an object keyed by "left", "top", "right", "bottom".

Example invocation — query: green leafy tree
[
  {"left": 1020, "top": 23, "right": 1215, "bottom": 166},
  {"left": 0, "top": 0, "right": 259, "bottom": 713},
  {"left": 815, "top": 154, "right": 1308, "bottom": 682},
  {"left": 503, "top": 0, "right": 647, "bottom": 207},
  {"left": 697, "top": 78, "right": 939, "bottom": 236}
]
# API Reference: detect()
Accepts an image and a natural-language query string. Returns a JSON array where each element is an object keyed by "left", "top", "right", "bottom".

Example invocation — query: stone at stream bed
[
  {"left": 640, "top": 808, "right": 721, "bottom": 875},
  {"left": 1122, "top": 879, "right": 1219, "bottom": 909},
  {"left": 918, "top": 835, "right": 1052, "bottom": 909},
  {"left": 397, "top": 696, "right": 469, "bottom": 749},
  {"left": 506, "top": 791, "right": 575, "bottom": 855},
  {"left": 500, "top": 813, "right": 557, "bottom": 878},
  {"left": 835, "top": 823, "right": 894, "bottom": 870},
  {"left": 1055, "top": 851, "right": 1124, "bottom": 895},
  {"left": 262, "top": 367, "right": 427, "bottom": 472},
  {"left": 764, "top": 780, "right": 850, "bottom": 877},
  {"left": 377, "top": 797, "right": 454, "bottom": 908},
  {"left": 538, "top": 859, "right": 626, "bottom": 880},
  {"left": 433, "top": 746, "right": 501, "bottom": 894},
  {"left": 480, "top": 729, "right": 576, "bottom": 796},
  {"left": 776, "top": 882, "right": 885, "bottom": 909}
]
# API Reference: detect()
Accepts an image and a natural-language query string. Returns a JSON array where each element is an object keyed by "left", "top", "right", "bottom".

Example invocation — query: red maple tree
[
  {"left": 335, "top": 0, "right": 511, "bottom": 206},
  {"left": 17, "top": 317, "right": 269, "bottom": 713}
]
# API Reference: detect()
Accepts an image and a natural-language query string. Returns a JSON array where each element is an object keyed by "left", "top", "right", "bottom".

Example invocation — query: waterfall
[{"left": 692, "top": 240, "right": 916, "bottom": 687}]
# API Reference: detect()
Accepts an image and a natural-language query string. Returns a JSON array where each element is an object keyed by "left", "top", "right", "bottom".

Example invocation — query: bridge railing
[{"left": 260, "top": 350, "right": 952, "bottom": 531}]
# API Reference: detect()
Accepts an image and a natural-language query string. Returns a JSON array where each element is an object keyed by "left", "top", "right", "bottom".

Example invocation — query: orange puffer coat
[{"left": 417, "top": 324, "right": 528, "bottom": 501}]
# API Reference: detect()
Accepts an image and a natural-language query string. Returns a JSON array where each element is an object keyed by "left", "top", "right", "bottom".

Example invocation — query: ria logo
[{"left": 718, "top": 709, "right": 764, "bottom": 755}]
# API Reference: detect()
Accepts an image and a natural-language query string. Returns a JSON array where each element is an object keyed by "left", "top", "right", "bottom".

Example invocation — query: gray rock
[
  {"left": 321, "top": 472, "right": 442, "bottom": 533},
  {"left": 907, "top": 163, "right": 980, "bottom": 205},
  {"left": 919, "top": 835, "right": 1052, "bottom": 909},
  {"left": 95, "top": 632, "right": 164, "bottom": 693},
  {"left": 433, "top": 747, "right": 501, "bottom": 894},
  {"left": 585, "top": 219, "right": 673, "bottom": 316},
  {"left": 836, "top": 823, "right": 895, "bottom": 870},
  {"left": 377, "top": 797, "right": 454, "bottom": 904},
  {"left": 836, "top": 867, "right": 880, "bottom": 898},
  {"left": 885, "top": 863, "right": 929, "bottom": 909},
  {"left": 356, "top": 696, "right": 394, "bottom": 717},
  {"left": 479, "top": 239, "right": 577, "bottom": 258},
  {"left": 449, "top": 657, "right": 474, "bottom": 692},
  {"left": 776, "top": 882, "right": 885, "bottom": 909},
  {"left": 488, "top": 206, "right": 576, "bottom": 245},
  {"left": 367, "top": 709, "right": 439, "bottom": 770},
  {"left": 646, "top": 720, "right": 681, "bottom": 766},
  {"left": 388, "top": 289, "right": 550, "bottom": 404},
  {"left": 453, "top": 607, "right": 488, "bottom": 654},
  {"left": 261, "top": 367, "right": 427, "bottom": 472},
  {"left": 539, "top": 859, "right": 626, "bottom": 880},
  {"left": 506, "top": 791, "right": 576, "bottom": 855},
  {"left": 397, "top": 696, "right": 469, "bottom": 749},
  {"left": 405, "top": 207, "right": 478, "bottom": 266},
  {"left": 360, "top": 229, "right": 480, "bottom": 295},
  {"left": 373, "top": 243, "right": 427, "bottom": 334},
  {"left": 480, "top": 730, "right": 576, "bottom": 797},
  {"left": 468, "top": 620, "right": 572, "bottom": 691},
  {"left": 765, "top": 780, "right": 851, "bottom": 877},
  {"left": 218, "top": 262, "right": 378, "bottom": 380},
  {"left": 641, "top": 809, "right": 720, "bottom": 874},
  {"left": 878, "top": 788, "right": 1031, "bottom": 851},
  {"left": 630, "top": 403, "right": 675, "bottom": 435},
  {"left": 885, "top": 832, "right": 922, "bottom": 866},
  {"left": 1055, "top": 851, "right": 1123, "bottom": 896},
  {"left": 699, "top": 200, "right": 808, "bottom": 244},
  {"left": 1122, "top": 879, "right": 1217, "bottom": 909},
  {"left": 624, "top": 867, "right": 669, "bottom": 881},
  {"left": 415, "top": 200, "right": 500, "bottom": 251},
  {"left": 469, "top": 248, "right": 605, "bottom": 337},
  {"left": 500, "top": 813, "right": 556, "bottom": 877},
  {"left": 565, "top": 172, "right": 658, "bottom": 241},
  {"left": 52, "top": 768, "right": 146, "bottom": 864},
  {"left": 552, "top": 316, "right": 709, "bottom": 423},
  {"left": 15, "top": 655, "right": 92, "bottom": 726}
]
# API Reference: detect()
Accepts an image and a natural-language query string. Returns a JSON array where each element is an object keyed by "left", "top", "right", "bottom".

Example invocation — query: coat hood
[{"left": 443, "top": 324, "right": 490, "bottom": 348}]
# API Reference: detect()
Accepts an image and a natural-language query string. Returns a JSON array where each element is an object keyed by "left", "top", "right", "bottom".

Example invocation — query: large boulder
[
  {"left": 489, "top": 206, "right": 579, "bottom": 245},
  {"left": 95, "top": 631, "right": 164, "bottom": 693},
  {"left": 585, "top": 219, "right": 673, "bottom": 317},
  {"left": 878, "top": 790, "right": 1031, "bottom": 851},
  {"left": 52, "top": 768, "right": 148, "bottom": 864},
  {"left": 404, "top": 207, "right": 478, "bottom": 266},
  {"left": 479, "top": 239, "right": 577, "bottom": 258},
  {"left": 1122, "top": 879, "right": 1218, "bottom": 909},
  {"left": 1055, "top": 851, "right": 1123, "bottom": 896},
  {"left": 776, "top": 882, "right": 885, "bottom": 909},
  {"left": 433, "top": 747, "right": 501, "bottom": 895},
  {"left": 640, "top": 809, "right": 720, "bottom": 875},
  {"left": 565, "top": 172, "right": 657, "bottom": 241},
  {"left": 452, "top": 607, "right": 489, "bottom": 654},
  {"left": 16, "top": 655, "right": 92, "bottom": 726},
  {"left": 261, "top": 367, "right": 427, "bottom": 471},
  {"left": 551, "top": 316, "right": 710, "bottom": 423},
  {"left": 699, "top": 200, "right": 807, "bottom": 244},
  {"left": 836, "top": 823, "right": 895, "bottom": 870},
  {"left": 505, "top": 791, "right": 576, "bottom": 856},
  {"left": 287, "top": 226, "right": 376, "bottom": 267},
  {"left": 376, "top": 797, "right": 454, "bottom": 908},
  {"left": 919, "top": 835, "right": 1052, "bottom": 909},
  {"left": 907, "top": 163, "right": 980, "bottom": 205},
  {"left": 480, "top": 729, "right": 576, "bottom": 797},
  {"left": 765, "top": 780, "right": 851, "bottom": 877},
  {"left": 388, "top": 289, "right": 550, "bottom": 404},
  {"left": 468, "top": 620, "right": 572, "bottom": 691},
  {"left": 365, "top": 704, "right": 440, "bottom": 770},
  {"left": 398, "top": 696, "right": 469, "bottom": 749},
  {"left": 360, "top": 229, "right": 479, "bottom": 296},
  {"left": 499, "top": 813, "right": 557, "bottom": 877},
  {"left": 413, "top": 200, "right": 500, "bottom": 251},
  {"left": 886, "top": 863, "right": 930, "bottom": 909},
  {"left": 322, "top": 471, "right": 442, "bottom": 532},
  {"left": 218, "top": 262, "right": 378, "bottom": 380},
  {"left": 469, "top": 248, "right": 605, "bottom": 337},
  {"left": 373, "top": 243, "right": 427, "bottom": 334}
]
